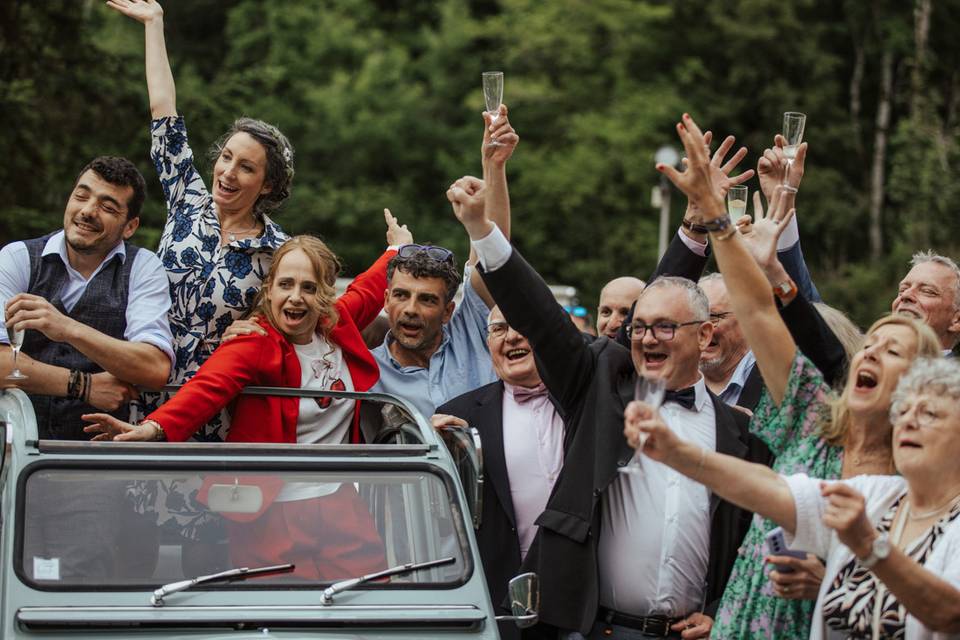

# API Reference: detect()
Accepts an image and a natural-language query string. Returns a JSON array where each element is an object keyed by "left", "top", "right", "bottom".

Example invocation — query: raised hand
[
  {"left": 820, "top": 481, "right": 877, "bottom": 559},
  {"left": 384, "top": 208, "right": 413, "bottom": 246},
  {"left": 737, "top": 187, "right": 796, "bottom": 274},
  {"left": 482, "top": 105, "right": 519, "bottom": 166},
  {"left": 685, "top": 133, "right": 755, "bottom": 225},
  {"left": 446, "top": 175, "right": 490, "bottom": 238},
  {"left": 657, "top": 114, "right": 726, "bottom": 221},
  {"left": 758, "top": 136, "right": 807, "bottom": 202},
  {"left": 105, "top": 0, "right": 164, "bottom": 24}
]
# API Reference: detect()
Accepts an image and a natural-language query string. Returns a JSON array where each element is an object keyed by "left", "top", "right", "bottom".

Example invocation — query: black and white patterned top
[{"left": 822, "top": 494, "right": 960, "bottom": 638}]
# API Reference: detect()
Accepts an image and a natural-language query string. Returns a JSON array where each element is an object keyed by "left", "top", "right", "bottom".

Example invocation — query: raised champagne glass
[
  {"left": 782, "top": 112, "right": 806, "bottom": 183},
  {"left": 482, "top": 71, "right": 504, "bottom": 147},
  {"left": 619, "top": 376, "right": 667, "bottom": 474},
  {"left": 727, "top": 185, "right": 749, "bottom": 221}
]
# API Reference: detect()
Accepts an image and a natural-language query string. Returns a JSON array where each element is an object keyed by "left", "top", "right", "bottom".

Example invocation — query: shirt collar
[
  {"left": 223, "top": 212, "right": 290, "bottom": 250},
  {"left": 381, "top": 326, "right": 453, "bottom": 369},
  {"left": 43, "top": 230, "right": 127, "bottom": 272},
  {"left": 691, "top": 375, "right": 709, "bottom": 411},
  {"left": 721, "top": 350, "right": 756, "bottom": 396}
]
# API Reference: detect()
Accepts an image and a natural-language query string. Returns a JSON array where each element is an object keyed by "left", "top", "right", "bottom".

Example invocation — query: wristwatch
[
  {"left": 701, "top": 214, "right": 733, "bottom": 234},
  {"left": 681, "top": 218, "right": 709, "bottom": 234},
  {"left": 860, "top": 532, "right": 891, "bottom": 569}
]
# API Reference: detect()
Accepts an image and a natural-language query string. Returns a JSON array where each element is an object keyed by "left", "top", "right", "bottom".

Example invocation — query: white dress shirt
[
  {"left": 502, "top": 382, "right": 565, "bottom": 559},
  {"left": 598, "top": 377, "right": 716, "bottom": 617},
  {"left": 0, "top": 232, "right": 174, "bottom": 364}
]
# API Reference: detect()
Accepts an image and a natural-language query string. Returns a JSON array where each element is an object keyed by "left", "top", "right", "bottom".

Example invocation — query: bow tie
[
  {"left": 511, "top": 382, "right": 550, "bottom": 404},
  {"left": 663, "top": 386, "right": 696, "bottom": 410}
]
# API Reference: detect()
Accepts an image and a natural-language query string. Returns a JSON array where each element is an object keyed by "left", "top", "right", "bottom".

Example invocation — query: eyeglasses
[
  {"left": 710, "top": 312, "right": 733, "bottom": 325},
  {"left": 890, "top": 399, "right": 947, "bottom": 428},
  {"left": 486, "top": 321, "right": 510, "bottom": 338},
  {"left": 626, "top": 320, "right": 702, "bottom": 341},
  {"left": 397, "top": 244, "right": 455, "bottom": 264}
]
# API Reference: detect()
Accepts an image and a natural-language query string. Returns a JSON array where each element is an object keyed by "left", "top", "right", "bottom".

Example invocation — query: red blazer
[{"left": 150, "top": 249, "right": 396, "bottom": 444}]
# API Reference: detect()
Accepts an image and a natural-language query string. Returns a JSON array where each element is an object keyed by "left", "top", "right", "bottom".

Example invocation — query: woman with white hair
[{"left": 627, "top": 356, "right": 960, "bottom": 638}]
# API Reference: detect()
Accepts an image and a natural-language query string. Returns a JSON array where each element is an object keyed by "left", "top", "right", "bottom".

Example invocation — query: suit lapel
[
  {"left": 476, "top": 383, "right": 517, "bottom": 527},
  {"left": 709, "top": 393, "right": 748, "bottom": 515}
]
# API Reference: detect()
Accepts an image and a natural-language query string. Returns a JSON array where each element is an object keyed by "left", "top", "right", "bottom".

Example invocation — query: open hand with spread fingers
[
  {"left": 657, "top": 114, "right": 726, "bottom": 222},
  {"left": 738, "top": 186, "right": 796, "bottom": 273},
  {"left": 105, "top": 0, "right": 164, "bottom": 24}
]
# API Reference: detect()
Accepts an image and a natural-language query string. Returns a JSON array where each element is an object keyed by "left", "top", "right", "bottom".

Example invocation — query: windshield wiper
[
  {"left": 320, "top": 557, "right": 455, "bottom": 605},
  {"left": 151, "top": 563, "right": 295, "bottom": 607}
]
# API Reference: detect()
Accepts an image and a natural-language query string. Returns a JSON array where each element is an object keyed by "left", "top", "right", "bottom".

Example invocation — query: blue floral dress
[
  {"left": 711, "top": 352, "right": 843, "bottom": 639},
  {"left": 148, "top": 115, "right": 288, "bottom": 442}
]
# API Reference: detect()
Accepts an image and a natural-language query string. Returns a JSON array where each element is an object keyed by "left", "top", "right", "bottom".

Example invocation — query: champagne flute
[
  {"left": 782, "top": 112, "right": 806, "bottom": 183},
  {"left": 482, "top": 71, "right": 504, "bottom": 146},
  {"left": 619, "top": 376, "right": 667, "bottom": 474},
  {"left": 6, "top": 323, "right": 27, "bottom": 380},
  {"left": 727, "top": 185, "right": 749, "bottom": 220}
]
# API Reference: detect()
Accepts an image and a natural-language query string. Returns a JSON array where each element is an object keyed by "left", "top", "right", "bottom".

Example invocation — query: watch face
[{"left": 874, "top": 534, "right": 891, "bottom": 558}]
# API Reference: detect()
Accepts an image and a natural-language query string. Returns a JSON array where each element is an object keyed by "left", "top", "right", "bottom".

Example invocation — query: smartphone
[{"left": 764, "top": 526, "right": 806, "bottom": 573}]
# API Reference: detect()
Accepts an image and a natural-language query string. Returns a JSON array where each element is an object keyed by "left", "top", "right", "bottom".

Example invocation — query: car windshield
[{"left": 18, "top": 465, "right": 469, "bottom": 590}]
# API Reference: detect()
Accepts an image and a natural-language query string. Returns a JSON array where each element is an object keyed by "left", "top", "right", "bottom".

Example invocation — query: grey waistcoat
[{"left": 21, "top": 233, "right": 140, "bottom": 440}]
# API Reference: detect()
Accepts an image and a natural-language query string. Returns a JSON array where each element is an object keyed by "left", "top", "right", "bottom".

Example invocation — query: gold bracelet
[{"left": 141, "top": 419, "right": 166, "bottom": 441}]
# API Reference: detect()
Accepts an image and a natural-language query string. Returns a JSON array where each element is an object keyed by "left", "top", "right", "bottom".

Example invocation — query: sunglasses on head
[{"left": 397, "top": 244, "right": 455, "bottom": 264}]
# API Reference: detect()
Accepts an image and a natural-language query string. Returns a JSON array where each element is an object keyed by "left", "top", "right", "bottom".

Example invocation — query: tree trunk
[
  {"left": 869, "top": 50, "right": 894, "bottom": 261},
  {"left": 912, "top": 0, "right": 932, "bottom": 116}
]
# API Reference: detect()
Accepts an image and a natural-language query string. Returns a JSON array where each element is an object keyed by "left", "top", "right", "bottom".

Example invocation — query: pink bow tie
[{"left": 511, "top": 382, "right": 549, "bottom": 404}]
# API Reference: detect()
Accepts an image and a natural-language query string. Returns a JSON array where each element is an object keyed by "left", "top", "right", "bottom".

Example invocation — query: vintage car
[{"left": 0, "top": 386, "right": 537, "bottom": 638}]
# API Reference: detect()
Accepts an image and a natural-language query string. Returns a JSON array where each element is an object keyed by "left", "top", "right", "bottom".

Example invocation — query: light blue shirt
[
  {"left": 0, "top": 231, "right": 175, "bottom": 364},
  {"left": 717, "top": 350, "right": 757, "bottom": 407},
  {"left": 371, "top": 265, "right": 496, "bottom": 421}
]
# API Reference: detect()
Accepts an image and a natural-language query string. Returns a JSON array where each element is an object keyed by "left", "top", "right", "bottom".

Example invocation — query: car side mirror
[
  {"left": 437, "top": 424, "right": 483, "bottom": 529},
  {"left": 495, "top": 572, "right": 540, "bottom": 628}
]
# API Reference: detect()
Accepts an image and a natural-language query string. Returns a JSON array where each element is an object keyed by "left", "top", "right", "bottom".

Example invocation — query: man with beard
[
  {"left": 698, "top": 273, "right": 763, "bottom": 410},
  {"left": 370, "top": 106, "right": 518, "bottom": 419},
  {"left": 1, "top": 156, "right": 173, "bottom": 440}
]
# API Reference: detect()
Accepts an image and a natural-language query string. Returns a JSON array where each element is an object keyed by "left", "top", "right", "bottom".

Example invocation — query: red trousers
[{"left": 226, "top": 483, "right": 387, "bottom": 581}]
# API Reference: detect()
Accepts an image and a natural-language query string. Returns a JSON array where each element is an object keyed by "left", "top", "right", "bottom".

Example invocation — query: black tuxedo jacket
[
  {"left": 438, "top": 381, "right": 536, "bottom": 640},
  {"left": 478, "top": 248, "right": 772, "bottom": 633}
]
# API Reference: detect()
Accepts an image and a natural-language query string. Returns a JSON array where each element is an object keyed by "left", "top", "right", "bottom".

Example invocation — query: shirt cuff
[
  {"left": 782, "top": 473, "right": 822, "bottom": 553},
  {"left": 677, "top": 228, "right": 708, "bottom": 257},
  {"left": 470, "top": 224, "right": 512, "bottom": 272},
  {"left": 777, "top": 215, "right": 800, "bottom": 251}
]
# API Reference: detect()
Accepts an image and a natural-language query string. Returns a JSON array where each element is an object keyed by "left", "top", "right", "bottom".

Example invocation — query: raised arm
[
  {"left": 448, "top": 179, "right": 597, "bottom": 413},
  {"left": 468, "top": 104, "right": 518, "bottom": 309},
  {"left": 660, "top": 114, "right": 797, "bottom": 405},
  {"left": 625, "top": 401, "right": 797, "bottom": 532},
  {"left": 107, "top": 0, "right": 176, "bottom": 118}
]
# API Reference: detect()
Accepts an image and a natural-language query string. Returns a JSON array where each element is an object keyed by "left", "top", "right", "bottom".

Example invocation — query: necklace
[
  {"left": 221, "top": 215, "right": 260, "bottom": 243},
  {"left": 906, "top": 493, "right": 960, "bottom": 521}
]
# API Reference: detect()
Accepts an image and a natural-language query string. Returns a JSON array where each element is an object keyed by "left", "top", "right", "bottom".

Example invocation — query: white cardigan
[{"left": 783, "top": 473, "right": 960, "bottom": 640}]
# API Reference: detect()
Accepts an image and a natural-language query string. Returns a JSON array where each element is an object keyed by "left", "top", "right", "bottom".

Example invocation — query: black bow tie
[{"left": 664, "top": 387, "right": 696, "bottom": 410}]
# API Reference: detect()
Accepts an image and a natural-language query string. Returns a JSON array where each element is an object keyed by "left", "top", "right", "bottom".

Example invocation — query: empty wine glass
[
  {"left": 782, "top": 112, "right": 806, "bottom": 183},
  {"left": 727, "top": 185, "right": 749, "bottom": 220},
  {"left": 619, "top": 376, "right": 667, "bottom": 474},
  {"left": 482, "top": 71, "right": 504, "bottom": 147},
  {"left": 6, "top": 323, "right": 27, "bottom": 380}
]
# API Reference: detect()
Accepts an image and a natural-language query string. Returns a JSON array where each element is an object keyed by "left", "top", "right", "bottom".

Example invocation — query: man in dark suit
[
  {"left": 446, "top": 182, "right": 772, "bottom": 639},
  {"left": 435, "top": 305, "right": 564, "bottom": 640}
]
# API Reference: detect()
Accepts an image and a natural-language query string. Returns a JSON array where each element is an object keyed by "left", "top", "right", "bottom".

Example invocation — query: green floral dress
[{"left": 711, "top": 352, "right": 843, "bottom": 639}]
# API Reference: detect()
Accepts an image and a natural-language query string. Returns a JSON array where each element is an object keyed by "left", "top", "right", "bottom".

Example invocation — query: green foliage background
[{"left": 2, "top": 0, "right": 959, "bottom": 328}]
